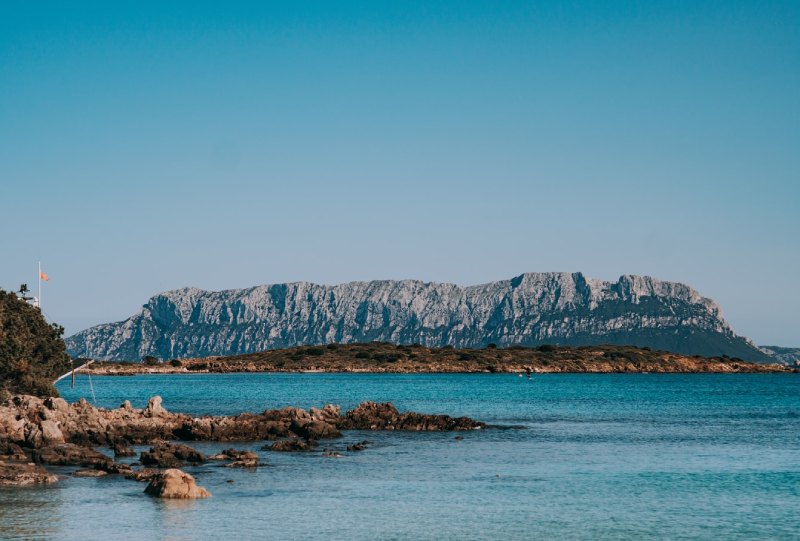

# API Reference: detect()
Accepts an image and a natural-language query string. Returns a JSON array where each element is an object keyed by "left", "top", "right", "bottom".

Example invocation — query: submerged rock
[
  {"left": 144, "top": 468, "right": 210, "bottom": 499},
  {"left": 209, "top": 448, "right": 260, "bottom": 468},
  {"left": 266, "top": 438, "right": 318, "bottom": 452},
  {"left": 73, "top": 469, "right": 108, "bottom": 477},
  {"left": 125, "top": 468, "right": 158, "bottom": 482},
  {"left": 346, "top": 440, "right": 370, "bottom": 452}
]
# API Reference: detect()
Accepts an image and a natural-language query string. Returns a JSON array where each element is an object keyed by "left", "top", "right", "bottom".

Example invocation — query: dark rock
[
  {"left": 225, "top": 459, "right": 259, "bottom": 468},
  {"left": 266, "top": 438, "right": 318, "bottom": 452},
  {"left": 32, "top": 443, "right": 113, "bottom": 469},
  {"left": 140, "top": 441, "right": 206, "bottom": 468},
  {"left": 0, "top": 441, "right": 28, "bottom": 461},
  {"left": 346, "top": 440, "right": 370, "bottom": 452},
  {"left": 209, "top": 448, "right": 258, "bottom": 461},
  {"left": 113, "top": 442, "right": 136, "bottom": 457},
  {"left": 125, "top": 468, "right": 158, "bottom": 482},
  {"left": 339, "top": 401, "right": 485, "bottom": 431}
]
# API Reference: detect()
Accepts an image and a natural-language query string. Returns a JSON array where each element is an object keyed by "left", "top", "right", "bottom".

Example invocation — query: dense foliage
[{"left": 0, "top": 289, "right": 71, "bottom": 398}]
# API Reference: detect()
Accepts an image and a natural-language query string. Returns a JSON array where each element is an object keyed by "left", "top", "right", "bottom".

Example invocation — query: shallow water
[{"left": 1, "top": 373, "right": 798, "bottom": 540}]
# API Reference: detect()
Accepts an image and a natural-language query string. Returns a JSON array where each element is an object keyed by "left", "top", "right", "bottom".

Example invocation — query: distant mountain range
[
  {"left": 758, "top": 346, "right": 800, "bottom": 366},
  {"left": 66, "top": 272, "right": 776, "bottom": 363}
]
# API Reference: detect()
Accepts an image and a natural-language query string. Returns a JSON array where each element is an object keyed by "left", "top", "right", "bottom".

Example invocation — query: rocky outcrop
[
  {"left": 144, "top": 469, "right": 210, "bottom": 499},
  {"left": 65, "top": 273, "right": 773, "bottom": 363},
  {"left": 759, "top": 345, "right": 800, "bottom": 365},
  {"left": 1, "top": 395, "right": 479, "bottom": 455},
  {"left": 0, "top": 460, "right": 58, "bottom": 486},
  {"left": 0, "top": 394, "right": 484, "bottom": 490},
  {"left": 140, "top": 441, "right": 207, "bottom": 468},
  {"left": 209, "top": 448, "right": 259, "bottom": 468},
  {"left": 339, "top": 402, "right": 485, "bottom": 431}
]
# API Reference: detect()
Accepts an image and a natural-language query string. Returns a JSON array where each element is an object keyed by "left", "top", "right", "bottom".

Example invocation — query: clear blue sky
[{"left": 1, "top": 1, "right": 798, "bottom": 345}]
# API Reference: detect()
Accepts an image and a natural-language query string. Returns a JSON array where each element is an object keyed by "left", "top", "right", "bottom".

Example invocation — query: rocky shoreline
[
  {"left": 0, "top": 394, "right": 484, "bottom": 496},
  {"left": 78, "top": 343, "right": 792, "bottom": 376}
]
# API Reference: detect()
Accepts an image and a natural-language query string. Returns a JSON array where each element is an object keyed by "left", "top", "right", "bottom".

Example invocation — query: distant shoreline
[{"left": 75, "top": 343, "right": 794, "bottom": 376}]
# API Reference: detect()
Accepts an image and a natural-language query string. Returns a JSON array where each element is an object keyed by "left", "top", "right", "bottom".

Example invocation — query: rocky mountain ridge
[{"left": 65, "top": 272, "right": 773, "bottom": 363}]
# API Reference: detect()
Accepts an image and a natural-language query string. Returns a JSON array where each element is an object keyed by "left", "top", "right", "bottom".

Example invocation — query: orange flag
[{"left": 40, "top": 270, "right": 49, "bottom": 282}]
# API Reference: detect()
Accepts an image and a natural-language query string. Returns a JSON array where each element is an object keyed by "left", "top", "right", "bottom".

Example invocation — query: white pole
[{"left": 38, "top": 261, "right": 41, "bottom": 310}]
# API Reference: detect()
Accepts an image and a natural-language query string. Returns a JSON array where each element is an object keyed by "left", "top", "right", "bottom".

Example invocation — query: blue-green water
[{"left": 1, "top": 373, "right": 798, "bottom": 540}]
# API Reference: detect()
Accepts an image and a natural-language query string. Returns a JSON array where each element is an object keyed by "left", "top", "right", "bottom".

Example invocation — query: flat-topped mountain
[{"left": 65, "top": 272, "right": 773, "bottom": 363}]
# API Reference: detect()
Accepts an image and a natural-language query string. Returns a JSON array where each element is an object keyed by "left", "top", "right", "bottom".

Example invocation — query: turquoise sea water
[{"left": 1, "top": 373, "right": 798, "bottom": 540}]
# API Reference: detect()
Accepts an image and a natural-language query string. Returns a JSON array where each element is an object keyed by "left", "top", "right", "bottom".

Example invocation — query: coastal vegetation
[
  {"left": 83, "top": 342, "right": 790, "bottom": 375},
  {"left": 0, "top": 289, "right": 71, "bottom": 398}
]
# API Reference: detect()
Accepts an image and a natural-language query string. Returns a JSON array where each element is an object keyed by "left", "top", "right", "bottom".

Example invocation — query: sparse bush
[
  {"left": 326, "top": 343, "right": 338, "bottom": 350},
  {"left": 486, "top": 343, "right": 497, "bottom": 349},
  {"left": 354, "top": 351, "right": 371, "bottom": 359},
  {"left": 142, "top": 356, "right": 160, "bottom": 365},
  {"left": 305, "top": 347, "right": 325, "bottom": 356},
  {"left": 372, "top": 353, "right": 400, "bottom": 363},
  {"left": 537, "top": 344, "right": 556, "bottom": 353},
  {"left": 169, "top": 359, "right": 182, "bottom": 367}
]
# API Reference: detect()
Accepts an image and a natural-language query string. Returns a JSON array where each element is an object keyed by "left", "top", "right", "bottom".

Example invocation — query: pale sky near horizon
[{"left": 1, "top": 1, "right": 798, "bottom": 345}]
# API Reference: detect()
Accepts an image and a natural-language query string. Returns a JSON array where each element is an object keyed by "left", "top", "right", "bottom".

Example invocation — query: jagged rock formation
[
  {"left": 759, "top": 346, "right": 800, "bottom": 365},
  {"left": 66, "top": 272, "right": 772, "bottom": 363}
]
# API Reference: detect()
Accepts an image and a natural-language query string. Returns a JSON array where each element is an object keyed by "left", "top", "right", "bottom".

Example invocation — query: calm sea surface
[{"left": 1, "top": 373, "right": 798, "bottom": 540}]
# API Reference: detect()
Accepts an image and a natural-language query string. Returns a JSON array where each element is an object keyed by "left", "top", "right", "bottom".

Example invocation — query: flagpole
[{"left": 38, "top": 261, "right": 41, "bottom": 310}]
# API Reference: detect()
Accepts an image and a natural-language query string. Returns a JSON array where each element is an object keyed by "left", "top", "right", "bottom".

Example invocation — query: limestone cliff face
[{"left": 65, "top": 272, "right": 772, "bottom": 362}]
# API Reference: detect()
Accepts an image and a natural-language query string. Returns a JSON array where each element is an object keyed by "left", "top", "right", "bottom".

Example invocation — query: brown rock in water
[
  {"left": 73, "top": 469, "right": 108, "bottom": 477},
  {"left": 125, "top": 468, "right": 158, "bottom": 482},
  {"left": 33, "top": 443, "right": 113, "bottom": 468},
  {"left": 140, "top": 441, "right": 207, "bottom": 468},
  {"left": 208, "top": 448, "right": 260, "bottom": 468},
  {"left": 340, "top": 401, "right": 485, "bottom": 431},
  {"left": 266, "top": 438, "right": 318, "bottom": 452},
  {"left": 113, "top": 442, "right": 136, "bottom": 457},
  {"left": 0, "top": 394, "right": 485, "bottom": 468},
  {"left": 0, "top": 460, "right": 58, "bottom": 486},
  {"left": 32, "top": 443, "right": 132, "bottom": 475},
  {"left": 144, "top": 469, "right": 210, "bottom": 499},
  {"left": 346, "top": 440, "right": 370, "bottom": 452},
  {"left": 225, "top": 458, "right": 259, "bottom": 468},
  {"left": 209, "top": 448, "right": 258, "bottom": 461}
]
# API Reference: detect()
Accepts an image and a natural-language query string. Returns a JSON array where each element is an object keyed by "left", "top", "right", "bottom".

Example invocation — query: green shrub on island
[{"left": 0, "top": 289, "right": 71, "bottom": 399}]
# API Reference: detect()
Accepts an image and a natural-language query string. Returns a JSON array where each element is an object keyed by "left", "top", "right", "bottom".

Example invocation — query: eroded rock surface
[
  {"left": 0, "top": 460, "right": 58, "bottom": 486},
  {"left": 0, "top": 394, "right": 484, "bottom": 489},
  {"left": 339, "top": 402, "right": 485, "bottom": 431},
  {"left": 140, "top": 441, "right": 206, "bottom": 468},
  {"left": 65, "top": 273, "right": 774, "bottom": 363},
  {"left": 144, "top": 468, "right": 210, "bottom": 499}
]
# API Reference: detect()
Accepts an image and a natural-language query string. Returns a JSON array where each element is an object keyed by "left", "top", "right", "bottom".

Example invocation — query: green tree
[{"left": 0, "top": 289, "right": 71, "bottom": 398}]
